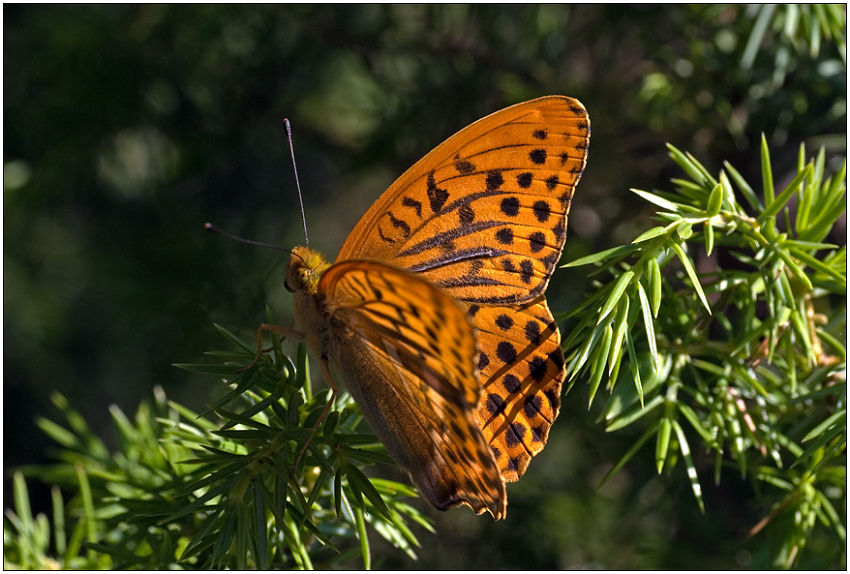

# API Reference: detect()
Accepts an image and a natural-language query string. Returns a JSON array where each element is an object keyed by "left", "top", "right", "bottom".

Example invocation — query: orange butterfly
[{"left": 284, "top": 96, "right": 589, "bottom": 519}]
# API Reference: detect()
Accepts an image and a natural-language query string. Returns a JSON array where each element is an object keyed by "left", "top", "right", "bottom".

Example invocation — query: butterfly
[{"left": 284, "top": 96, "right": 589, "bottom": 520}]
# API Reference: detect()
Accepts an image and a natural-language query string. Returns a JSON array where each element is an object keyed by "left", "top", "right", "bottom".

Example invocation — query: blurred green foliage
[
  {"left": 5, "top": 333, "right": 434, "bottom": 570},
  {"left": 4, "top": 4, "right": 845, "bottom": 569}
]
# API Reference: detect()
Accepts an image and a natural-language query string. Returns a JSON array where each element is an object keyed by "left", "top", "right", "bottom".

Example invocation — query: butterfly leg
[
  {"left": 291, "top": 358, "right": 338, "bottom": 475},
  {"left": 237, "top": 322, "right": 305, "bottom": 373}
]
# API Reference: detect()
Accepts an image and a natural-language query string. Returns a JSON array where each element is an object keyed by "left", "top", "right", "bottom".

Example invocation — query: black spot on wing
[
  {"left": 478, "top": 352, "right": 490, "bottom": 370},
  {"left": 520, "top": 260, "right": 534, "bottom": 284},
  {"left": 402, "top": 196, "right": 422, "bottom": 217},
  {"left": 496, "top": 228, "right": 514, "bottom": 244},
  {"left": 505, "top": 422, "right": 526, "bottom": 447},
  {"left": 388, "top": 212, "right": 411, "bottom": 237},
  {"left": 486, "top": 171, "right": 504, "bottom": 191},
  {"left": 378, "top": 227, "right": 395, "bottom": 245},
  {"left": 525, "top": 320, "right": 541, "bottom": 343},
  {"left": 529, "top": 231, "right": 546, "bottom": 253},
  {"left": 455, "top": 159, "right": 476, "bottom": 174},
  {"left": 544, "top": 388, "right": 560, "bottom": 410},
  {"left": 516, "top": 172, "right": 533, "bottom": 188},
  {"left": 503, "top": 374, "right": 521, "bottom": 394},
  {"left": 531, "top": 426, "right": 544, "bottom": 442},
  {"left": 524, "top": 395, "right": 542, "bottom": 418},
  {"left": 496, "top": 341, "right": 517, "bottom": 364},
  {"left": 548, "top": 348, "right": 565, "bottom": 370},
  {"left": 427, "top": 171, "right": 449, "bottom": 213},
  {"left": 486, "top": 393, "right": 506, "bottom": 416},
  {"left": 530, "top": 149, "right": 547, "bottom": 164},
  {"left": 495, "top": 314, "right": 513, "bottom": 330},
  {"left": 459, "top": 204, "right": 475, "bottom": 225},
  {"left": 500, "top": 196, "right": 520, "bottom": 216},
  {"left": 529, "top": 356, "right": 547, "bottom": 381}
]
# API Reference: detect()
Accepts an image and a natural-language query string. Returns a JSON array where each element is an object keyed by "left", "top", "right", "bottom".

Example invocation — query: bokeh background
[{"left": 4, "top": 4, "right": 846, "bottom": 569}]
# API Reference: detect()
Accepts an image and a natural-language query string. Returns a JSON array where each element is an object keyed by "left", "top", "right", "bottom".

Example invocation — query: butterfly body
[{"left": 286, "top": 96, "right": 589, "bottom": 519}]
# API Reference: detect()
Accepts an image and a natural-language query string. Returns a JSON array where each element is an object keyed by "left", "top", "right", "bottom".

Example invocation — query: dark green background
[{"left": 4, "top": 5, "right": 845, "bottom": 568}]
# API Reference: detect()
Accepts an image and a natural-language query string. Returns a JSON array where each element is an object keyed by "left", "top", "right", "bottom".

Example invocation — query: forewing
[
  {"left": 319, "top": 260, "right": 507, "bottom": 519},
  {"left": 337, "top": 95, "right": 590, "bottom": 306}
]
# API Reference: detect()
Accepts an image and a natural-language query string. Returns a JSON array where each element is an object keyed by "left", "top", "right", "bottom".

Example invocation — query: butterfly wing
[
  {"left": 319, "top": 260, "right": 507, "bottom": 519},
  {"left": 468, "top": 297, "right": 563, "bottom": 480},
  {"left": 337, "top": 96, "right": 590, "bottom": 480},
  {"left": 337, "top": 96, "right": 589, "bottom": 305}
]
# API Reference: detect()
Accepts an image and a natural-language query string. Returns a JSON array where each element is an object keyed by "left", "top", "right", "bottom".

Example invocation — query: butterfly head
[{"left": 285, "top": 245, "right": 331, "bottom": 294}]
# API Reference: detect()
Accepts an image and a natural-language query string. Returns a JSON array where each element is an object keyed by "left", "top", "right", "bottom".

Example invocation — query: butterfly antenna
[
  {"left": 204, "top": 222, "right": 289, "bottom": 252},
  {"left": 284, "top": 118, "right": 310, "bottom": 247}
]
